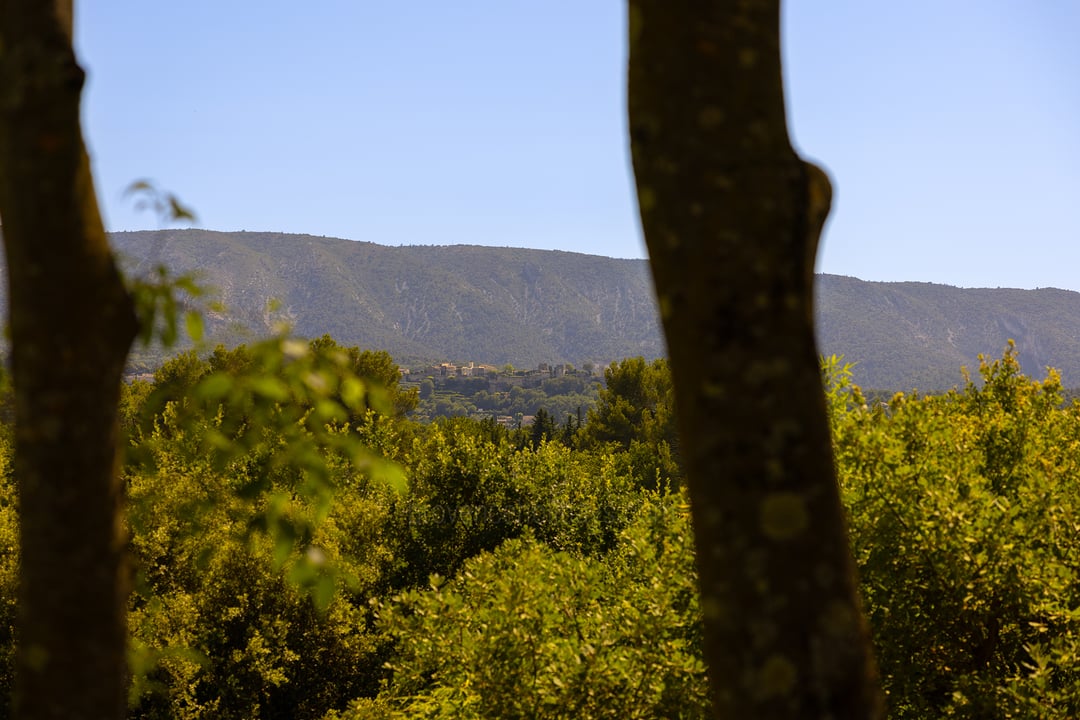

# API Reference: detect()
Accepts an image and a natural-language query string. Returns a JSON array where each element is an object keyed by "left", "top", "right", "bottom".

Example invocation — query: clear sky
[{"left": 76, "top": 2, "right": 1079, "bottom": 290}]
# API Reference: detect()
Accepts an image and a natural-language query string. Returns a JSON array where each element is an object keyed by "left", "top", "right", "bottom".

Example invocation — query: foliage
[
  {"left": 4, "top": 340, "right": 1080, "bottom": 717},
  {"left": 832, "top": 344, "right": 1080, "bottom": 717},
  {"left": 121, "top": 335, "right": 413, "bottom": 718},
  {"left": 410, "top": 371, "right": 600, "bottom": 424},
  {"left": 354, "top": 498, "right": 706, "bottom": 719},
  {"left": 131, "top": 335, "right": 408, "bottom": 604},
  {"left": 308, "top": 335, "right": 419, "bottom": 418},
  {"left": 385, "top": 422, "right": 645, "bottom": 590},
  {"left": 581, "top": 357, "right": 681, "bottom": 489},
  {"left": 113, "top": 343, "right": 673, "bottom": 718},
  {"left": 127, "top": 265, "right": 210, "bottom": 349}
]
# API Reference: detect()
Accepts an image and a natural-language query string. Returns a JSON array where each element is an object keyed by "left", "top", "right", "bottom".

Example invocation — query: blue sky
[{"left": 76, "top": 2, "right": 1079, "bottom": 290}]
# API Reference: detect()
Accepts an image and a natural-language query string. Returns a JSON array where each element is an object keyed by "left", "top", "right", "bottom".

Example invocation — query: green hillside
[
  {"left": 109, "top": 229, "right": 663, "bottom": 368},
  {"left": 814, "top": 275, "right": 1080, "bottom": 390},
  {"left": 4, "top": 228, "right": 1078, "bottom": 389}
]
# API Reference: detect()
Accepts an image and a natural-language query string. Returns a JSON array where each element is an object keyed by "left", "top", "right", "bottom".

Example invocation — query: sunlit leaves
[
  {"left": 44, "top": 342, "right": 1080, "bottom": 717},
  {"left": 127, "top": 264, "right": 209, "bottom": 349},
  {"left": 827, "top": 345, "right": 1080, "bottom": 717},
  {"left": 128, "top": 331, "right": 410, "bottom": 631},
  {"left": 120, "top": 179, "right": 209, "bottom": 350},
  {"left": 368, "top": 500, "right": 707, "bottom": 718}
]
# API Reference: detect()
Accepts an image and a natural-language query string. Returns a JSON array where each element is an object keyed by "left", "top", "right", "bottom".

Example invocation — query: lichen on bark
[
  {"left": 627, "top": 1, "right": 884, "bottom": 717},
  {"left": 0, "top": 2, "right": 138, "bottom": 718}
]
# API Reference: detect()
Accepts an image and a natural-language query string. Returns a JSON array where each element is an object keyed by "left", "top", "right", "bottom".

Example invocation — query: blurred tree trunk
[
  {"left": 0, "top": 1, "right": 137, "bottom": 718},
  {"left": 627, "top": 1, "right": 883, "bottom": 717}
]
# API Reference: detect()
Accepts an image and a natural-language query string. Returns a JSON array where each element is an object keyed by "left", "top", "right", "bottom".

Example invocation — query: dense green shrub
[
  {"left": 579, "top": 358, "right": 681, "bottom": 489},
  {"left": 833, "top": 346, "right": 1080, "bottom": 717},
  {"left": 338, "top": 496, "right": 707, "bottom": 719},
  {"left": 117, "top": 345, "right": 670, "bottom": 718},
  {"left": 4, "top": 342, "right": 1080, "bottom": 718},
  {"left": 123, "top": 338, "right": 409, "bottom": 718},
  {"left": 387, "top": 422, "right": 646, "bottom": 589}
]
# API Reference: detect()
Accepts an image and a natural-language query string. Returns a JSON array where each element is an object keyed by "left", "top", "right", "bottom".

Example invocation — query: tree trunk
[
  {"left": 627, "top": 2, "right": 884, "bottom": 717},
  {"left": 0, "top": 2, "right": 137, "bottom": 718}
]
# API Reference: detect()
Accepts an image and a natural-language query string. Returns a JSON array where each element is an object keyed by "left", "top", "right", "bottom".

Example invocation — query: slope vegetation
[{"left": 49, "top": 230, "right": 1080, "bottom": 390}]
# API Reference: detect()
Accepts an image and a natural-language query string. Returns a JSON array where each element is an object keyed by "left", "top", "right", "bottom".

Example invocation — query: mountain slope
[
  {"left": 109, "top": 230, "right": 663, "bottom": 368},
  {"left": 6, "top": 228, "right": 1077, "bottom": 390},
  {"left": 814, "top": 275, "right": 1080, "bottom": 390}
]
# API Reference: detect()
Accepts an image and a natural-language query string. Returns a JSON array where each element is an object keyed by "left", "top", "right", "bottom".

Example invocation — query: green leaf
[
  {"left": 271, "top": 518, "right": 300, "bottom": 568},
  {"left": 365, "top": 384, "right": 392, "bottom": 415},
  {"left": 123, "top": 179, "right": 154, "bottom": 195},
  {"left": 195, "top": 373, "right": 234, "bottom": 402},
  {"left": 194, "top": 546, "right": 214, "bottom": 571},
  {"left": 340, "top": 376, "right": 365, "bottom": 411},
  {"left": 360, "top": 456, "right": 408, "bottom": 494},
  {"left": 310, "top": 574, "right": 337, "bottom": 613},
  {"left": 236, "top": 475, "right": 271, "bottom": 500},
  {"left": 185, "top": 310, "right": 204, "bottom": 343},
  {"left": 314, "top": 399, "right": 348, "bottom": 424},
  {"left": 203, "top": 428, "right": 233, "bottom": 451},
  {"left": 248, "top": 376, "right": 290, "bottom": 402},
  {"left": 168, "top": 195, "right": 197, "bottom": 223}
]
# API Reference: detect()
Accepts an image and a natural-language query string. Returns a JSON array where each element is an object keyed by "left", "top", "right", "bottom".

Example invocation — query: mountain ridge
[
  {"left": 5, "top": 228, "right": 1080, "bottom": 390},
  {"left": 814, "top": 273, "right": 1080, "bottom": 389},
  {"left": 101, "top": 230, "right": 1080, "bottom": 389},
  {"left": 108, "top": 229, "right": 663, "bottom": 369}
]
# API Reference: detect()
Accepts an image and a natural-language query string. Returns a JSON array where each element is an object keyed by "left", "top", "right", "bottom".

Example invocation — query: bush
[
  {"left": 356, "top": 495, "right": 708, "bottom": 719},
  {"left": 832, "top": 347, "right": 1080, "bottom": 717},
  {"left": 7, "top": 340, "right": 1080, "bottom": 718}
]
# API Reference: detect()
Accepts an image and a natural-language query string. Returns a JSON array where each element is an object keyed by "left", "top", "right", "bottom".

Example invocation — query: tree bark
[
  {"left": 0, "top": 2, "right": 137, "bottom": 718},
  {"left": 627, "top": 2, "right": 883, "bottom": 717}
]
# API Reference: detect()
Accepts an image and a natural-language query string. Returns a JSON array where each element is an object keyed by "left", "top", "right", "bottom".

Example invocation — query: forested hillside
[
  {"left": 107, "top": 230, "right": 663, "bottom": 368},
  {"left": 5, "top": 228, "right": 1079, "bottom": 389},
  {"left": 816, "top": 274, "right": 1080, "bottom": 390}
]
